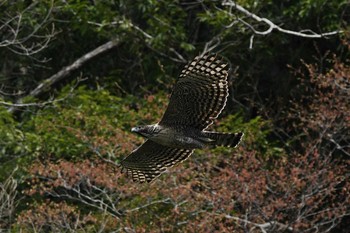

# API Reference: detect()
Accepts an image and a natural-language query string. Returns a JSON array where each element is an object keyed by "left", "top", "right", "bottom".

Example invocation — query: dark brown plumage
[{"left": 121, "top": 53, "right": 243, "bottom": 183}]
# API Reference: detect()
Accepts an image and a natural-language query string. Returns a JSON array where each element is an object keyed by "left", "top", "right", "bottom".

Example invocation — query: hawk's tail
[{"left": 203, "top": 132, "right": 244, "bottom": 148}]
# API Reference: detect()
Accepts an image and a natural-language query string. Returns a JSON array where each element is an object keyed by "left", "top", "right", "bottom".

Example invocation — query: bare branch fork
[{"left": 221, "top": 0, "right": 343, "bottom": 49}]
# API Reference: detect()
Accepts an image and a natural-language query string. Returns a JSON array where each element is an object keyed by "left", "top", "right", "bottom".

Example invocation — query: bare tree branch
[
  {"left": 28, "top": 39, "right": 120, "bottom": 98},
  {"left": 0, "top": 167, "right": 18, "bottom": 230},
  {"left": 221, "top": 0, "right": 343, "bottom": 49},
  {"left": 6, "top": 39, "right": 120, "bottom": 113},
  {"left": 222, "top": 0, "right": 342, "bottom": 37}
]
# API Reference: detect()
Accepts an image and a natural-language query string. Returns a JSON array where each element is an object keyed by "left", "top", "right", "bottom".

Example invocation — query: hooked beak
[{"left": 131, "top": 127, "right": 144, "bottom": 137}]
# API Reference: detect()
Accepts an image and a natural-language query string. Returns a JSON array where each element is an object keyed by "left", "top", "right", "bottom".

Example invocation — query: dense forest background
[{"left": 0, "top": 0, "right": 349, "bottom": 232}]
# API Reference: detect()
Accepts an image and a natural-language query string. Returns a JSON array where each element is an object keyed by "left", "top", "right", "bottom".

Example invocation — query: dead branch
[
  {"left": 221, "top": 0, "right": 343, "bottom": 49},
  {"left": 6, "top": 39, "right": 120, "bottom": 113},
  {"left": 28, "top": 39, "right": 120, "bottom": 98}
]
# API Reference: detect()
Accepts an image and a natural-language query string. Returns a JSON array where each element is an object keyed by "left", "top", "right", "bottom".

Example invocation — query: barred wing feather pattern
[
  {"left": 160, "top": 54, "right": 229, "bottom": 130},
  {"left": 121, "top": 140, "right": 193, "bottom": 183}
]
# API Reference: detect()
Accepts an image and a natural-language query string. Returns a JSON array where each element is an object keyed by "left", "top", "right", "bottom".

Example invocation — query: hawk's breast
[{"left": 149, "top": 126, "right": 205, "bottom": 149}]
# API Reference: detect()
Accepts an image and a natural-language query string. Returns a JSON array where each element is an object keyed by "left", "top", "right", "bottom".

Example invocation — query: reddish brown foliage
[
  {"left": 22, "top": 144, "right": 349, "bottom": 232},
  {"left": 159, "top": 146, "right": 350, "bottom": 232},
  {"left": 26, "top": 159, "right": 120, "bottom": 195},
  {"left": 288, "top": 55, "right": 350, "bottom": 157},
  {"left": 17, "top": 201, "right": 98, "bottom": 232}
]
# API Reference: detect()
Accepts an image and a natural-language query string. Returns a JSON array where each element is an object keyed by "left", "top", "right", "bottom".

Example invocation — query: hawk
[{"left": 121, "top": 53, "right": 243, "bottom": 183}]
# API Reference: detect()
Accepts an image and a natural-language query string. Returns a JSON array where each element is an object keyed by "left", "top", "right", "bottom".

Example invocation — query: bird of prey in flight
[{"left": 121, "top": 53, "right": 243, "bottom": 183}]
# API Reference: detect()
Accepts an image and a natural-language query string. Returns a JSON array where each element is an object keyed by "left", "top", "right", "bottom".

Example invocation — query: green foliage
[
  {"left": 0, "top": 85, "right": 170, "bottom": 180},
  {"left": 0, "top": 106, "right": 41, "bottom": 181},
  {"left": 282, "top": 0, "right": 348, "bottom": 30},
  {"left": 214, "top": 114, "right": 284, "bottom": 158},
  {"left": 21, "top": 86, "right": 167, "bottom": 161},
  {"left": 59, "top": 0, "right": 125, "bottom": 37},
  {"left": 0, "top": 106, "right": 20, "bottom": 178}
]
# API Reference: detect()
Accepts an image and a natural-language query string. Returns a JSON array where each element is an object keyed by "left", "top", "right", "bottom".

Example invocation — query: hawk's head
[{"left": 131, "top": 124, "right": 160, "bottom": 138}]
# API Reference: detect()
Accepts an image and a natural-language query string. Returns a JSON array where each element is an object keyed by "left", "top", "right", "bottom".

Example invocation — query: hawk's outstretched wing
[
  {"left": 121, "top": 140, "right": 194, "bottom": 183},
  {"left": 159, "top": 53, "right": 230, "bottom": 130}
]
